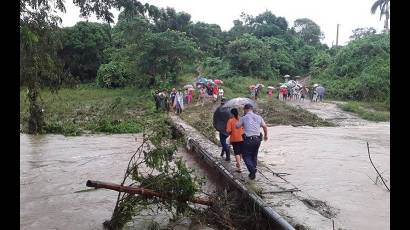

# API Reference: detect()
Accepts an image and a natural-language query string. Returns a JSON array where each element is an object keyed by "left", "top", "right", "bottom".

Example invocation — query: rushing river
[
  {"left": 258, "top": 122, "right": 390, "bottom": 230},
  {"left": 20, "top": 119, "right": 390, "bottom": 230},
  {"left": 20, "top": 134, "right": 219, "bottom": 230}
]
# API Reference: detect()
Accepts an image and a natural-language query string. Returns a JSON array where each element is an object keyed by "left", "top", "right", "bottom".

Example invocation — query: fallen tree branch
[
  {"left": 366, "top": 142, "right": 390, "bottom": 191},
  {"left": 86, "top": 180, "right": 212, "bottom": 206}
]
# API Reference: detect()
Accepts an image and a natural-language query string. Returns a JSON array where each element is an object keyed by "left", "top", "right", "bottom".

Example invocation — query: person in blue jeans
[
  {"left": 236, "top": 104, "right": 268, "bottom": 180},
  {"left": 213, "top": 98, "right": 231, "bottom": 161}
]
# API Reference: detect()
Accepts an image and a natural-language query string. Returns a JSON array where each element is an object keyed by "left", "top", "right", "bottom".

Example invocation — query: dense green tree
[
  {"left": 292, "top": 18, "right": 324, "bottom": 46},
  {"left": 20, "top": 0, "right": 149, "bottom": 134},
  {"left": 60, "top": 22, "right": 111, "bottom": 82},
  {"left": 316, "top": 33, "right": 390, "bottom": 101},
  {"left": 349, "top": 27, "right": 376, "bottom": 40},
  {"left": 137, "top": 30, "right": 200, "bottom": 86},
  {"left": 226, "top": 34, "right": 275, "bottom": 79},
  {"left": 186, "top": 22, "right": 224, "bottom": 57}
]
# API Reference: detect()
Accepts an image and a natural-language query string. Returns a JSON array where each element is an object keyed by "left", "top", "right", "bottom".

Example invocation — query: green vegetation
[
  {"left": 20, "top": 85, "right": 161, "bottom": 135},
  {"left": 338, "top": 101, "right": 390, "bottom": 121},
  {"left": 313, "top": 33, "right": 390, "bottom": 104},
  {"left": 105, "top": 118, "right": 205, "bottom": 230},
  {"left": 20, "top": 0, "right": 389, "bottom": 135}
]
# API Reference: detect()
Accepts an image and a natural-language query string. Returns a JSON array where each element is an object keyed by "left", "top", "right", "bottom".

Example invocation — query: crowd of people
[
  {"left": 277, "top": 82, "right": 326, "bottom": 102},
  {"left": 152, "top": 78, "right": 225, "bottom": 114},
  {"left": 152, "top": 75, "right": 327, "bottom": 180}
]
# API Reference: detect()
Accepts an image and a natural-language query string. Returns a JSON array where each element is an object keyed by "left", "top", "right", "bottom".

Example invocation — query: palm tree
[{"left": 371, "top": 0, "right": 390, "bottom": 31}]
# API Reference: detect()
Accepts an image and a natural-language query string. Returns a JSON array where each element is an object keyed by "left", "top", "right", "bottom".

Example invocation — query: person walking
[
  {"left": 198, "top": 87, "right": 206, "bottom": 106},
  {"left": 316, "top": 85, "right": 325, "bottom": 102},
  {"left": 282, "top": 87, "right": 288, "bottom": 101},
  {"left": 236, "top": 104, "right": 268, "bottom": 180},
  {"left": 213, "top": 99, "right": 231, "bottom": 161},
  {"left": 212, "top": 84, "right": 219, "bottom": 102},
  {"left": 174, "top": 90, "right": 184, "bottom": 115},
  {"left": 226, "top": 108, "right": 244, "bottom": 172},
  {"left": 218, "top": 87, "right": 224, "bottom": 101},
  {"left": 267, "top": 88, "right": 273, "bottom": 101},
  {"left": 170, "top": 88, "right": 177, "bottom": 112}
]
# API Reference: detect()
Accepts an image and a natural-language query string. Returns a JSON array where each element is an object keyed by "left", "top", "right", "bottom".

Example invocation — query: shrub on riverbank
[
  {"left": 20, "top": 84, "right": 159, "bottom": 136},
  {"left": 338, "top": 101, "right": 390, "bottom": 122}
]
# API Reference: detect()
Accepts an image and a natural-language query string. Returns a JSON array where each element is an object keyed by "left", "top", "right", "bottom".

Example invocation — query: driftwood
[
  {"left": 366, "top": 142, "right": 390, "bottom": 191},
  {"left": 86, "top": 180, "right": 212, "bottom": 206}
]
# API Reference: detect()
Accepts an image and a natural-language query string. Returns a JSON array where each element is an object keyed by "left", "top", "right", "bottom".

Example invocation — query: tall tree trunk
[
  {"left": 27, "top": 81, "right": 44, "bottom": 134},
  {"left": 384, "top": 11, "right": 389, "bottom": 31}
]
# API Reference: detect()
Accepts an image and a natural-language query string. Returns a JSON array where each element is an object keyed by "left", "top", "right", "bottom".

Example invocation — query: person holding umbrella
[{"left": 213, "top": 98, "right": 231, "bottom": 161}]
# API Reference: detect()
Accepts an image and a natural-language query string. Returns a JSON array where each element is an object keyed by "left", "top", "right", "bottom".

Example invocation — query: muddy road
[{"left": 286, "top": 99, "right": 373, "bottom": 126}]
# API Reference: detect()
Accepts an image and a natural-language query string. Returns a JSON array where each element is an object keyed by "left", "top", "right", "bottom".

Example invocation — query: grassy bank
[
  {"left": 20, "top": 84, "right": 165, "bottom": 136},
  {"left": 337, "top": 101, "right": 390, "bottom": 122}
]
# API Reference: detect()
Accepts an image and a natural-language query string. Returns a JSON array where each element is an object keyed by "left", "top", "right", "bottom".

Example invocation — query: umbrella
[
  {"left": 214, "top": 79, "right": 224, "bottom": 84},
  {"left": 207, "top": 80, "right": 215, "bottom": 85},
  {"left": 184, "top": 84, "right": 193, "bottom": 89},
  {"left": 222, "top": 97, "right": 257, "bottom": 109},
  {"left": 213, "top": 106, "right": 231, "bottom": 134},
  {"left": 267, "top": 86, "right": 274, "bottom": 90},
  {"left": 196, "top": 77, "right": 208, "bottom": 84}
]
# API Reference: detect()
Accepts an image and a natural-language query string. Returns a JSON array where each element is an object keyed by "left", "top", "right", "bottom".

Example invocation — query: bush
[
  {"left": 314, "top": 33, "right": 389, "bottom": 102},
  {"left": 96, "top": 62, "right": 129, "bottom": 88}
]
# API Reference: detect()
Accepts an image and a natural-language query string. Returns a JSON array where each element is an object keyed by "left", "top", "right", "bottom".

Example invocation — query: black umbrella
[
  {"left": 214, "top": 98, "right": 257, "bottom": 135},
  {"left": 222, "top": 97, "right": 257, "bottom": 109},
  {"left": 213, "top": 106, "right": 232, "bottom": 135}
]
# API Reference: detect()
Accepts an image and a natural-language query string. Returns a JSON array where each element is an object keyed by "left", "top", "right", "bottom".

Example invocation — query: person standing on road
[
  {"left": 170, "top": 88, "right": 177, "bottom": 112},
  {"left": 236, "top": 104, "right": 268, "bottom": 180},
  {"left": 226, "top": 108, "right": 244, "bottom": 172},
  {"left": 316, "top": 85, "right": 325, "bottom": 102}
]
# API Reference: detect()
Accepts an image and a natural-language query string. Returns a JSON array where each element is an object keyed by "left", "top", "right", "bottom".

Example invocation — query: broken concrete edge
[{"left": 169, "top": 115, "right": 296, "bottom": 230}]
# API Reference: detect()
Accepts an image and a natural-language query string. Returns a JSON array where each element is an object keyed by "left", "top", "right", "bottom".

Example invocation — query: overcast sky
[{"left": 58, "top": 0, "right": 386, "bottom": 46}]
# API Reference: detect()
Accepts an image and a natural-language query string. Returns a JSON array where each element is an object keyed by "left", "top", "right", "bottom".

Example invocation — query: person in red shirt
[
  {"left": 212, "top": 84, "right": 219, "bottom": 102},
  {"left": 226, "top": 108, "right": 245, "bottom": 172}
]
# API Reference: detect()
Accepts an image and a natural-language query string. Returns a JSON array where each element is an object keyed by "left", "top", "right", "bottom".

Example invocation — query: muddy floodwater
[
  {"left": 258, "top": 122, "right": 390, "bottom": 230},
  {"left": 20, "top": 134, "right": 219, "bottom": 230}
]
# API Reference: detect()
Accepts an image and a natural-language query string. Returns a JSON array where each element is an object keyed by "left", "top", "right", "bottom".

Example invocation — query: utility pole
[{"left": 336, "top": 24, "right": 340, "bottom": 47}]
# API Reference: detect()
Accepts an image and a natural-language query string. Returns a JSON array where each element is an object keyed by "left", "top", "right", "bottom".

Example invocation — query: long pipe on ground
[{"left": 86, "top": 180, "right": 212, "bottom": 206}]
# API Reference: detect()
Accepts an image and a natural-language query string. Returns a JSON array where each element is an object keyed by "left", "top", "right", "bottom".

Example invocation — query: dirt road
[{"left": 285, "top": 100, "right": 372, "bottom": 126}]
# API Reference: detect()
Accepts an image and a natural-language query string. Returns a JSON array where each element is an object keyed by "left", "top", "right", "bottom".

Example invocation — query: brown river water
[
  {"left": 20, "top": 133, "right": 219, "bottom": 230},
  {"left": 258, "top": 122, "right": 390, "bottom": 230},
  {"left": 21, "top": 114, "right": 390, "bottom": 229}
]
